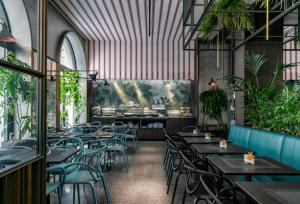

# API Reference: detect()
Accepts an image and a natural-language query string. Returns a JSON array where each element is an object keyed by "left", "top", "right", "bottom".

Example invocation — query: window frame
[{"left": 0, "top": 0, "right": 47, "bottom": 178}]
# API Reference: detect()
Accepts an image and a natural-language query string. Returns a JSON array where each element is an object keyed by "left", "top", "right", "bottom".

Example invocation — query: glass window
[
  {"left": 0, "top": 0, "right": 41, "bottom": 173},
  {"left": 0, "top": 0, "right": 37, "bottom": 70},
  {"left": 59, "top": 33, "right": 86, "bottom": 127},
  {"left": 60, "top": 37, "right": 76, "bottom": 69}
]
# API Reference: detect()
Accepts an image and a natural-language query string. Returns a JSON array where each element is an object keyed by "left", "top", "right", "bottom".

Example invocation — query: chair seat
[
  {"left": 65, "top": 170, "right": 100, "bottom": 183},
  {"left": 108, "top": 144, "right": 125, "bottom": 151},
  {"left": 46, "top": 182, "right": 60, "bottom": 195},
  {"left": 83, "top": 149, "right": 100, "bottom": 155}
]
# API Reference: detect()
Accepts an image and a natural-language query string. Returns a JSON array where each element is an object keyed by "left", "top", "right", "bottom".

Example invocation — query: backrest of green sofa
[
  {"left": 228, "top": 125, "right": 251, "bottom": 148},
  {"left": 248, "top": 128, "right": 285, "bottom": 161}
]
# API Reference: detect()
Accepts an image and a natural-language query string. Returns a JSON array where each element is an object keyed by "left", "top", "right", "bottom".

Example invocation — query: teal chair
[
  {"left": 107, "top": 133, "right": 129, "bottom": 173},
  {"left": 69, "top": 127, "right": 83, "bottom": 134},
  {"left": 99, "top": 125, "right": 115, "bottom": 133},
  {"left": 123, "top": 127, "right": 138, "bottom": 149},
  {"left": 76, "top": 134, "right": 108, "bottom": 171},
  {"left": 47, "top": 166, "right": 66, "bottom": 204},
  {"left": 62, "top": 149, "right": 111, "bottom": 204}
]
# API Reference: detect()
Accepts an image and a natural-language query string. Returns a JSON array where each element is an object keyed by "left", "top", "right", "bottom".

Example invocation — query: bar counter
[{"left": 90, "top": 116, "right": 197, "bottom": 140}]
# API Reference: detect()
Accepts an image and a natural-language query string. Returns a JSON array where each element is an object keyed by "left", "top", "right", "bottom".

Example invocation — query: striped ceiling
[
  {"left": 52, "top": 0, "right": 184, "bottom": 42},
  {"left": 51, "top": 0, "right": 197, "bottom": 80}
]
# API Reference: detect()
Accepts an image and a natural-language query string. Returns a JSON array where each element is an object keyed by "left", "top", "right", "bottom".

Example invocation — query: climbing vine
[{"left": 60, "top": 70, "right": 84, "bottom": 123}]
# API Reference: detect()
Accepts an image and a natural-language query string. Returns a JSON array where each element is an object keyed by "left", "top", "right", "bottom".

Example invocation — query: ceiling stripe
[
  {"left": 53, "top": 0, "right": 186, "bottom": 43},
  {"left": 51, "top": 0, "right": 197, "bottom": 80}
]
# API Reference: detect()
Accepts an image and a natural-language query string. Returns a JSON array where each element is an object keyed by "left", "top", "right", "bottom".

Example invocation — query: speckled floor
[{"left": 51, "top": 142, "right": 195, "bottom": 204}]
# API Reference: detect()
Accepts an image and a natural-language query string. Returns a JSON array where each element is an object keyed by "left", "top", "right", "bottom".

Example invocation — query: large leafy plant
[
  {"left": 0, "top": 51, "right": 37, "bottom": 139},
  {"left": 229, "top": 51, "right": 299, "bottom": 135},
  {"left": 60, "top": 70, "right": 84, "bottom": 124},
  {"left": 199, "top": 0, "right": 253, "bottom": 39},
  {"left": 200, "top": 87, "right": 227, "bottom": 125}
]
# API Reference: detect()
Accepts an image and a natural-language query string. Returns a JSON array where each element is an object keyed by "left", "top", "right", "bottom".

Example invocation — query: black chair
[
  {"left": 200, "top": 173, "right": 241, "bottom": 204},
  {"left": 179, "top": 149, "right": 240, "bottom": 204},
  {"left": 164, "top": 132, "right": 207, "bottom": 204}
]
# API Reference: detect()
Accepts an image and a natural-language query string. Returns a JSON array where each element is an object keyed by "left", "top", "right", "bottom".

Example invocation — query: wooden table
[
  {"left": 46, "top": 149, "right": 79, "bottom": 165},
  {"left": 235, "top": 182, "right": 300, "bottom": 204},
  {"left": 183, "top": 137, "right": 223, "bottom": 144},
  {"left": 0, "top": 149, "right": 37, "bottom": 173},
  {"left": 96, "top": 131, "right": 115, "bottom": 138},
  {"left": 207, "top": 156, "right": 300, "bottom": 181}
]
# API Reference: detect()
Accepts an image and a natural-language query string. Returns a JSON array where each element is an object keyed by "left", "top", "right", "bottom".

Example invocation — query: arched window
[
  {"left": 59, "top": 32, "right": 86, "bottom": 127},
  {"left": 60, "top": 36, "right": 76, "bottom": 69}
]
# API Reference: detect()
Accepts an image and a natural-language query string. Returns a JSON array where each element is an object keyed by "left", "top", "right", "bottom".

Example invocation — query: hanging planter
[{"left": 199, "top": 0, "right": 254, "bottom": 40}]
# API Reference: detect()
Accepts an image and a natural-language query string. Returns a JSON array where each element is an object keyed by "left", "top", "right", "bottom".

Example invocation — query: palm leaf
[{"left": 245, "top": 51, "right": 268, "bottom": 77}]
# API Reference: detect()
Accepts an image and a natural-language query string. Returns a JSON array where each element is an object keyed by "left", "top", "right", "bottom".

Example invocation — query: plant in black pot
[{"left": 200, "top": 87, "right": 227, "bottom": 129}]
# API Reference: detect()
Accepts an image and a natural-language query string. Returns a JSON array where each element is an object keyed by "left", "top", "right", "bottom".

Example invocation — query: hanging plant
[
  {"left": 199, "top": 0, "right": 253, "bottom": 40},
  {"left": 200, "top": 87, "right": 227, "bottom": 125},
  {"left": 60, "top": 70, "right": 84, "bottom": 123}
]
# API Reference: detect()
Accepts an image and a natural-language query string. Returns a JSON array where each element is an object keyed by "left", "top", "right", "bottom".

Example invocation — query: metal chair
[
  {"left": 47, "top": 166, "right": 66, "bottom": 204},
  {"left": 107, "top": 133, "right": 129, "bottom": 172},
  {"left": 62, "top": 149, "right": 111, "bottom": 204}
]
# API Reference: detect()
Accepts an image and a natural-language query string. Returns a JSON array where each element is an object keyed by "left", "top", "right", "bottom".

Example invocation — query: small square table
[
  {"left": 192, "top": 144, "right": 252, "bottom": 156},
  {"left": 46, "top": 149, "right": 79, "bottom": 165},
  {"left": 177, "top": 131, "right": 208, "bottom": 137},
  {"left": 183, "top": 137, "right": 223, "bottom": 144},
  {"left": 207, "top": 156, "right": 300, "bottom": 181},
  {"left": 235, "top": 182, "right": 300, "bottom": 204}
]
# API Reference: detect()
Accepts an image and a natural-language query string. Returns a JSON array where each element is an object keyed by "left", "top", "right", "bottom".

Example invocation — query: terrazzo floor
[{"left": 51, "top": 141, "right": 195, "bottom": 204}]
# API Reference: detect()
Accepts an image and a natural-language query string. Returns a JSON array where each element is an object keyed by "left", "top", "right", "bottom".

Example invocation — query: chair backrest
[
  {"left": 12, "top": 138, "right": 37, "bottom": 149},
  {"left": 61, "top": 122, "right": 72, "bottom": 129},
  {"left": 69, "top": 127, "right": 83, "bottom": 133},
  {"left": 76, "top": 134, "right": 105, "bottom": 149},
  {"left": 46, "top": 166, "right": 66, "bottom": 190},
  {"left": 53, "top": 137, "right": 83, "bottom": 153},
  {"left": 112, "top": 121, "right": 125, "bottom": 127},
  {"left": 99, "top": 125, "right": 115, "bottom": 132},
  {"left": 90, "top": 121, "right": 101, "bottom": 127},
  {"left": 200, "top": 174, "right": 234, "bottom": 204}
]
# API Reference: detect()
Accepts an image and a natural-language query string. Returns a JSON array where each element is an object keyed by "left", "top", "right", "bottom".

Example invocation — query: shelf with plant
[{"left": 198, "top": 0, "right": 254, "bottom": 40}]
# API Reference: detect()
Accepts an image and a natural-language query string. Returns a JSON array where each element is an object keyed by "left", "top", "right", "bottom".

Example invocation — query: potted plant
[
  {"left": 200, "top": 87, "right": 227, "bottom": 128},
  {"left": 228, "top": 51, "right": 299, "bottom": 135}
]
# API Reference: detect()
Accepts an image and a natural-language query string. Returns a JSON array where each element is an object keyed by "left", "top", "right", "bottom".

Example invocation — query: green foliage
[
  {"left": 199, "top": 0, "right": 253, "bottom": 39},
  {"left": 200, "top": 87, "right": 227, "bottom": 124},
  {"left": 229, "top": 51, "right": 300, "bottom": 135},
  {"left": 245, "top": 51, "right": 268, "bottom": 87},
  {"left": 60, "top": 70, "right": 84, "bottom": 123},
  {"left": 0, "top": 51, "right": 37, "bottom": 139}
]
